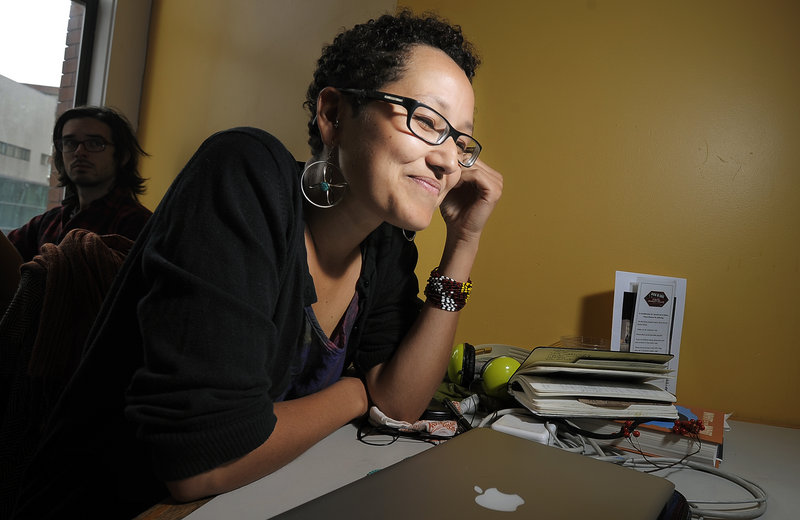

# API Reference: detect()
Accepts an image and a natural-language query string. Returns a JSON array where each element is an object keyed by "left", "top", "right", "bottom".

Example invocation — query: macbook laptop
[{"left": 273, "top": 426, "right": 677, "bottom": 519}]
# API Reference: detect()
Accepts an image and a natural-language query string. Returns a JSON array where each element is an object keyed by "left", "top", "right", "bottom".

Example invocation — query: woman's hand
[
  {"left": 366, "top": 161, "right": 502, "bottom": 423},
  {"left": 439, "top": 159, "right": 503, "bottom": 243}
]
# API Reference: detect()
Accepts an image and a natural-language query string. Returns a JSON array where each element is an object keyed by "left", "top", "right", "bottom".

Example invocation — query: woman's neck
[
  {"left": 303, "top": 202, "right": 379, "bottom": 266},
  {"left": 304, "top": 209, "right": 366, "bottom": 273}
]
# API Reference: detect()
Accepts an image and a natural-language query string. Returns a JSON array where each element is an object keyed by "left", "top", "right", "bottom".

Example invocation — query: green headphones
[{"left": 447, "top": 343, "right": 521, "bottom": 399}]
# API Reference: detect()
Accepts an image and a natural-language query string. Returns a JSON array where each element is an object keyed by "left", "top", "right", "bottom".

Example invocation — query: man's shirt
[{"left": 6, "top": 187, "right": 153, "bottom": 262}]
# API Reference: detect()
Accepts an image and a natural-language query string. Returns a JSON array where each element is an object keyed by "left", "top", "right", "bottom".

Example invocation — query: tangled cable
[{"left": 480, "top": 410, "right": 768, "bottom": 519}]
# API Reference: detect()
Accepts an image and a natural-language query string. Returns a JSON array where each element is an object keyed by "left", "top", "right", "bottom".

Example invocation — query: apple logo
[{"left": 474, "top": 485, "right": 525, "bottom": 512}]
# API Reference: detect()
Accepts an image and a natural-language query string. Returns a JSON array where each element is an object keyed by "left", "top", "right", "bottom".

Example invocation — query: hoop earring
[
  {"left": 402, "top": 229, "right": 416, "bottom": 242},
  {"left": 301, "top": 149, "right": 348, "bottom": 208}
]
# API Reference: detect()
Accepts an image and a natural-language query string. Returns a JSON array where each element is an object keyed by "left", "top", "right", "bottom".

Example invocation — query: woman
[{"left": 10, "top": 10, "right": 502, "bottom": 518}]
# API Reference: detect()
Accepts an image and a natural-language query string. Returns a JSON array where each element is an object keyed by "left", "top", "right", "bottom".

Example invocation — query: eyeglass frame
[
  {"left": 337, "top": 88, "right": 482, "bottom": 168},
  {"left": 54, "top": 137, "right": 114, "bottom": 154}
]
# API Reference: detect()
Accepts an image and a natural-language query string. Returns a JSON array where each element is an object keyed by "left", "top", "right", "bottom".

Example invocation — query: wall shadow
[{"left": 577, "top": 291, "right": 615, "bottom": 343}]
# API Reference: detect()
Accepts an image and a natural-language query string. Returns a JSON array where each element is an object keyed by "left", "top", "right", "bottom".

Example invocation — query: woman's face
[{"left": 337, "top": 44, "right": 476, "bottom": 231}]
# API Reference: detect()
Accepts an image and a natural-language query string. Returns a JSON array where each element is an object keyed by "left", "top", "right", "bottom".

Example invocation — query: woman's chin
[{"left": 399, "top": 212, "right": 434, "bottom": 233}]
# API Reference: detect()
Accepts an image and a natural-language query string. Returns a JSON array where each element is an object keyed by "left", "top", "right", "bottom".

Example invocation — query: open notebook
[{"left": 273, "top": 426, "right": 677, "bottom": 519}]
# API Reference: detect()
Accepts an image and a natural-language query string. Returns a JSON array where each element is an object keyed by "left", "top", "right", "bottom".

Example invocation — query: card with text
[{"left": 611, "top": 271, "right": 686, "bottom": 393}]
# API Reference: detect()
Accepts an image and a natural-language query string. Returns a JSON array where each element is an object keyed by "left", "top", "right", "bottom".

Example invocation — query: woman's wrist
[
  {"left": 423, "top": 267, "right": 472, "bottom": 312},
  {"left": 435, "top": 245, "right": 478, "bottom": 283}
]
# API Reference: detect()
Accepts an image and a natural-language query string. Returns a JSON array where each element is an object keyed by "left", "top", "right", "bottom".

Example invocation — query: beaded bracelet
[{"left": 424, "top": 267, "right": 472, "bottom": 312}]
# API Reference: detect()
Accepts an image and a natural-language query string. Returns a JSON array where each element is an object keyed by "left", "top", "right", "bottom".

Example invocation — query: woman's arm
[
  {"left": 365, "top": 159, "right": 503, "bottom": 422},
  {"left": 166, "top": 376, "right": 368, "bottom": 502}
]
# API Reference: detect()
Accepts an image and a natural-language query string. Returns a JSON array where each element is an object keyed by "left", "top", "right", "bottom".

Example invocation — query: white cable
[
  {"left": 476, "top": 407, "right": 531, "bottom": 428},
  {"left": 481, "top": 412, "right": 767, "bottom": 519},
  {"left": 586, "top": 435, "right": 606, "bottom": 457},
  {"left": 611, "top": 457, "right": 767, "bottom": 519},
  {"left": 548, "top": 427, "right": 768, "bottom": 520}
]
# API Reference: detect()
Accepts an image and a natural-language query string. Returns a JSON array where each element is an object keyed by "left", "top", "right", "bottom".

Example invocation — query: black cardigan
[{"left": 11, "top": 128, "right": 422, "bottom": 518}]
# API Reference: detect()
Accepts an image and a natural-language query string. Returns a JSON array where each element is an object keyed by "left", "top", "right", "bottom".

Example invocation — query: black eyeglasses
[
  {"left": 338, "top": 88, "right": 482, "bottom": 168},
  {"left": 55, "top": 137, "right": 113, "bottom": 153}
]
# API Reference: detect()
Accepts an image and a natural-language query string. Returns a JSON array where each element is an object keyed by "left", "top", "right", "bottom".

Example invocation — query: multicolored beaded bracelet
[{"left": 424, "top": 267, "right": 472, "bottom": 312}]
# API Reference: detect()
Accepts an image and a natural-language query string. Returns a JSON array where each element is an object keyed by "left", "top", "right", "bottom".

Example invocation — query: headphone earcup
[
  {"left": 447, "top": 343, "right": 476, "bottom": 387},
  {"left": 480, "top": 356, "right": 521, "bottom": 398},
  {"left": 461, "top": 343, "right": 476, "bottom": 386}
]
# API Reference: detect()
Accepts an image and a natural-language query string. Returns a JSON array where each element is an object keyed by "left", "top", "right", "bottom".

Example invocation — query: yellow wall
[
  {"left": 402, "top": 0, "right": 800, "bottom": 427},
  {"left": 137, "top": 0, "right": 396, "bottom": 206},
  {"left": 137, "top": 1, "right": 799, "bottom": 427}
]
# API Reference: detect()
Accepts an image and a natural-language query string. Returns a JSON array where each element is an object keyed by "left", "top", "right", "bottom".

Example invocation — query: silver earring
[
  {"left": 402, "top": 229, "right": 416, "bottom": 242},
  {"left": 301, "top": 148, "right": 348, "bottom": 208}
]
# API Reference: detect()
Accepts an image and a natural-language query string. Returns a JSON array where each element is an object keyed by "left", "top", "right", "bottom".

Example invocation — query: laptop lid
[{"left": 273, "top": 426, "right": 675, "bottom": 519}]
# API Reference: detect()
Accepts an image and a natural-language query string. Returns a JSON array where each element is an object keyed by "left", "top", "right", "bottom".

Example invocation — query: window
[
  {"left": 0, "top": 0, "right": 97, "bottom": 234},
  {"left": 0, "top": 141, "right": 31, "bottom": 162}
]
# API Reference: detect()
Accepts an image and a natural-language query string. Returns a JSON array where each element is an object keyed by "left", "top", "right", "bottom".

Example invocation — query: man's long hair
[{"left": 52, "top": 106, "right": 148, "bottom": 199}]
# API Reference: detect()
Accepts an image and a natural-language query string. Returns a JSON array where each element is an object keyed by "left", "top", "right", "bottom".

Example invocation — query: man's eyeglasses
[
  {"left": 338, "top": 88, "right": 482, "bottom": 168},
  {"left": 55, "top": 137, "right": 113, "bottom": 153}
]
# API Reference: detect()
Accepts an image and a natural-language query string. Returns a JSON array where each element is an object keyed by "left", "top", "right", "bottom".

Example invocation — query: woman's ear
[{"left": 316, "top": 87, "right": 343, "bottom": 148}]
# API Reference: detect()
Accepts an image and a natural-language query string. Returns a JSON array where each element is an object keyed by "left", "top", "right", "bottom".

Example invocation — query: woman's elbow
[{"left": 165, "top": 474, "right": 216, "bottom": 503}]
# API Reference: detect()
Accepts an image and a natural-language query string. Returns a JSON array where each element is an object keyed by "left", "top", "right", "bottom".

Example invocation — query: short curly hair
[{"left": 304, "top": 9, "right": 480, "bottom": 156}]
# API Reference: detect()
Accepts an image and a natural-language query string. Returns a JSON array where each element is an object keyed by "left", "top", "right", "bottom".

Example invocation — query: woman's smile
[{"left": 409, "top": 175, "right": 442, "bottom": 197}]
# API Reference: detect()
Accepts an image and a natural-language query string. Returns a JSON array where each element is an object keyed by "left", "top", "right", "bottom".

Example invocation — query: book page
[
  {"left": 509, "top": 391, "right": 679, "bottom": 419},
  {"left": 573, "top": 359, "right": 674, "bottom": 372},
  {"left": 520, "top": 366, "right": 674, "bottom": 379},
  {"left": 517, "top": 346, "right": 671, "bottom": 372},
  {"left": 516, "top": 375, "right": 677, "bottom": 402}
]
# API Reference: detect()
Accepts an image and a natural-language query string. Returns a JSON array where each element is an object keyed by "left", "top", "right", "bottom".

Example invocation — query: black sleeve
[
  {"left": 351, "top": 224, "right": 422, "bottom": 373},
  {"left": 124, "top": 128, "right": 304, "bottom": 481}
]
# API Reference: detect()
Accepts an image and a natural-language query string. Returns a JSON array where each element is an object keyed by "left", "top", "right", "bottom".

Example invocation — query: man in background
[
  {"left": 0, "top": 108, "right": 153, "bottom": 509},
  {"left": 6, "top": 105, "right": 152, "bottom": 262}
]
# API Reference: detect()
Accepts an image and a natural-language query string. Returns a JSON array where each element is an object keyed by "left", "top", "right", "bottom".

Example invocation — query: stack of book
[
  {"left": 570, "top": 404, "right": 726, "bottom": 467},
  {"left": 508, "top": 347, "right": 678, "bottom": 420}
]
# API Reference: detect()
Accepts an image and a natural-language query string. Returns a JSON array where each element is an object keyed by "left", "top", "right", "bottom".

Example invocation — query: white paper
[
  {"left": 610, "top": 271, "right": 686, "bottom": 394},
  {"left": 630, "top": 280, "right": 675, "bottom": 355}
]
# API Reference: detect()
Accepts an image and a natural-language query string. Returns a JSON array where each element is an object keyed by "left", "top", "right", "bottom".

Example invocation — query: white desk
[
  {"left": 184, "top": 424, "right": 432, "bottom": 519},
  {"left": 185, "top": 420, "right": 799, "bottom": 520},
  {"left": 653, "top": 420, "right": 800, "bottom": 519}
]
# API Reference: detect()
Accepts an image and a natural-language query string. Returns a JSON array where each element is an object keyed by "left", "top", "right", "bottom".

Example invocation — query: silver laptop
[{"left": 273, "top": 426, "right": 676, "bottom": 519}]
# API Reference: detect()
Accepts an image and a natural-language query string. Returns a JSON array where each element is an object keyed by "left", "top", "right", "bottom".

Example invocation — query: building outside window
[{"left": 0, "top": 0, "right": 96, "bottom": 234}]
